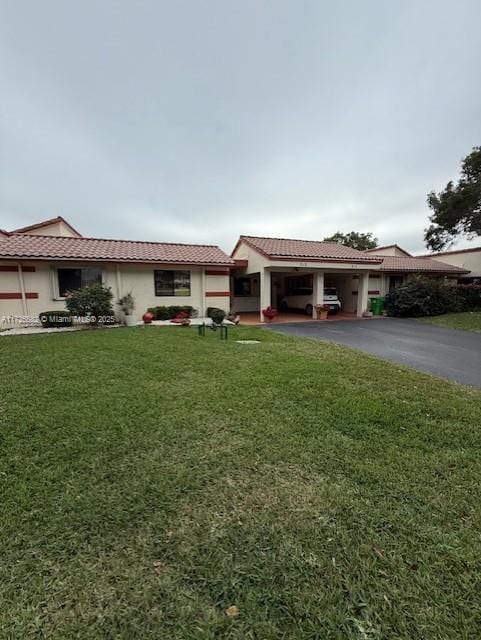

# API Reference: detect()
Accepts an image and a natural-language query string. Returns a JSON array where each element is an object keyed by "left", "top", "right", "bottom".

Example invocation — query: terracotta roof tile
[
  {"left": 0, "top": 233, "right": 234, "bottom": 265},
  {"left": 380, "top": 256, "right": 468, "bottom": 273},
  {"left": 239, "top": 235, "right": 382, "bottom": 262}
]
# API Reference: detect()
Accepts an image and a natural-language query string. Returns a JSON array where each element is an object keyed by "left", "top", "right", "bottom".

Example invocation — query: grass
[
  {"left": 419, "top": 310, "right": 481, "bottom": 332},
  {"left": 1, "top": 325, "right": 481, "bottom": 639}
]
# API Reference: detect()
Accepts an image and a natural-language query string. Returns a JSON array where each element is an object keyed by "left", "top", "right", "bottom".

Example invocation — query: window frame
[
  {"left": 53, "top": 265, "right": 104, "bottom": 300},
  {"left": 154, "top": 269, "right": 191, "bottom": 297}
]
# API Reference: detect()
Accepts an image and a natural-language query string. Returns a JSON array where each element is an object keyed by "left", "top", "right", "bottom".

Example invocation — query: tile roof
[
  {"left": 0, "top": 233, "right": 235, "bottom": 265},
  {"left": 238, "top": 235, "right": 382, "bottom": 262},
  {"left": 380, "top": 256, "right": 469, "bottom": 273}
]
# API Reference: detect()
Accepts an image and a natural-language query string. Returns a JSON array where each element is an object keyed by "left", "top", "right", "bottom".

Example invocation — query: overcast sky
[{"left": 1, "top": 0, "right": 480, "bottom": 254}]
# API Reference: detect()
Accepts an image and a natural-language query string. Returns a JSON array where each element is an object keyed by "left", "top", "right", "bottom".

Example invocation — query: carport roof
[{"left": 235, "top": 235, "right": 383, "bottom": 263}]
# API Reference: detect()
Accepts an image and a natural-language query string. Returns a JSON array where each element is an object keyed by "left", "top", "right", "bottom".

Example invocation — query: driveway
[{"left": 266, "top": 318, "right": 481, "bottom": 388}]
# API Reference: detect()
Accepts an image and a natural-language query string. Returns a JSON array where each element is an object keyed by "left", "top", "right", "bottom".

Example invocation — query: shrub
[
  {"left": 39, "top": 310, "right": 73, "bottom": 328},
  {"left": 147, "top": 305, "right": 195, "bottom": 320},
  {"left": 179, "top": 305, "right": 195, "bottom": 318},
  {"left": 209, "top": 307, "right": 226, "bottom": 324},
  {"left": 147, "top": 306, "right": 169, "bottom": 320},
  {"left": 65, "top": 282, "right": 114, "bottom": 325},
  {"left": 384, "top": 276, "right": 460, "bottom": 317},
  {"left": 455, "top": 284, "right": 481, "bottom": 310}
]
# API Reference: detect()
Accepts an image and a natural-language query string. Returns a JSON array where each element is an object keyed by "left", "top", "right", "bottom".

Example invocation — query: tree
[
  {"left": 323, "top": 231, "right": 378, "bottom": 251},
  {"left": 425, "top": 146, "right": 481, "bottom": 251}
]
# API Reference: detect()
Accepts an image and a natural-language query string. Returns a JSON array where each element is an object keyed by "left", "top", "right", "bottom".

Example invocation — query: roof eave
[
  {"left": 269, "top": 255, "right": 383, "bottom": 264},
  {"left": 0, "top": 255, "right": 235, "bottom": 267}
]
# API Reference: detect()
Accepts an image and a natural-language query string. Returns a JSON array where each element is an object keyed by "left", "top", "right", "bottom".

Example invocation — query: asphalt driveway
[{"left": 266, "top": 318, "right": 481, "bottom": 388}]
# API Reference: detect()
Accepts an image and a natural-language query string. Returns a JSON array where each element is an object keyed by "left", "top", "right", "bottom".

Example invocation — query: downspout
[
  {"left": 17, "top": 263, "right": 28, "bottom": 315},
  {"left": 116, "top": 265, "right": 122, "bottom": 319},
  {"left": 200, "top": 268, "right": 206, "bottom": 317}
]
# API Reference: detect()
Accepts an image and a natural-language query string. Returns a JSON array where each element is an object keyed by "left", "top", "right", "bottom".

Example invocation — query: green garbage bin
[
  {"left": 371, "top": 297, "right": 382, "bottom": 315},
  {"left": 378, "top": 297, "right": 385, "bottom": 314}
]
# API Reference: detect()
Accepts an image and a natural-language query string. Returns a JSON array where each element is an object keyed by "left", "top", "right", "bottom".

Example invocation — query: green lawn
[
  {"left": 1, "top": 326, "right": 481, "bottom": 639},
  {"left": 419, "top": 310, "right": 481, "bottom": 332}
]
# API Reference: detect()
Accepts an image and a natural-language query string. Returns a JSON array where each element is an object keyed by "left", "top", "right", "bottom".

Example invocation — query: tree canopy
[
  {"left": 323, "top": 231, "right": 378, "bottom": 251},
  {"left": 425, "top": 146, "right": 481, "bottom": 251}
]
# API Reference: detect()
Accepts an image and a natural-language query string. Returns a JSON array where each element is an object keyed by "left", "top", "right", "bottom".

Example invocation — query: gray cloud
[{"left": 1, "top": 0, "right": 480, "bottom": 253}]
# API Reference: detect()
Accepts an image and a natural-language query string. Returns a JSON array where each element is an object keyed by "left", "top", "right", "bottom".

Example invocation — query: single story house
[
  {"left": 231, "top": 237, "right": 470, "bottom": 320},
  {"left": 0, "top": 217, "right": 234, "bottom": 321},
  {"left": 0, "top": 217, "right": 472, "bottom": 323}
]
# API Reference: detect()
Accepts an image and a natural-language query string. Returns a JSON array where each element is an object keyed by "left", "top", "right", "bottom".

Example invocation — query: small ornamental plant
[
  {"left": 262, "top": 306, "right": 278, "bottom": 321},
  {"left": 118, "top": 292, "right": 135, "bottom": 316}
]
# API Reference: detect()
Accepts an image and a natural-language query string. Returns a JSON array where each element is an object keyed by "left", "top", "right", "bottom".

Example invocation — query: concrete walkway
[{"left": 266, "top": 317, "right": 481, "bottom": 388}]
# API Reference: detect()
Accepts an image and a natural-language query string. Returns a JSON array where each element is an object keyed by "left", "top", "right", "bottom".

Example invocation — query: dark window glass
[
  {"left": 389, "top": 275, "right": 404, "bottom": 291},
  {"left": 154, "top": 270, "right": 191, "bottom": 296},
  {"left": 234, "top": 277, "right": 252, "bottom": 296},
  {"left": 57, "top": 268, "right": 102, "bottom": 297},
  {"left": 286, "top": 274, "right": 313, "bottom": 295}
]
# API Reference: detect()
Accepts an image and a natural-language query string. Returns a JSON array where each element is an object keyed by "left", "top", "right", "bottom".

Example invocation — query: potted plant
[
  {"left": 118, "top": 292, "right": 136, "bottom": 326},
  {"left": 314, "top": 304, "right": 329, "bottom": 320},
  {"left": 262, "top": 306, "right": 278, "bottom": 322}
]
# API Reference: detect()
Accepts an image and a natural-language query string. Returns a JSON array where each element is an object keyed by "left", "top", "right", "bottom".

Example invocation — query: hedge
[
  {"left": 384, "top": 277, "right": 481, "bottom": 318},
  {"left": 147, "top": 305, "right": 196, "bottom": 320}
]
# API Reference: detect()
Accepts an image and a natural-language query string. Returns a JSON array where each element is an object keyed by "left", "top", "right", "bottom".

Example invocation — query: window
[
  {"left": 234, "top": 277, "right": 252, "bottom": 296},
  {"left": 389, "top": 275, "right": 404, "bottom": 291},
  {"left": 286, "top": 274, "right": 313, "bottom": 295},
  {"left": 154, "top": 270, "right": 191, "bottom": 296},
  {"left": 57, "top": 267, "right": 102, "bottom": 297}
]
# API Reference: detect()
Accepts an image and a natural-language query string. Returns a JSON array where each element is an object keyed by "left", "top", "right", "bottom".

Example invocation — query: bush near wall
[
  {"left": 206, "top": 307, "right": 226, "bottom": 324},
  {"left": 65, "top": 283, "right": 114, "bottom": 325},
  {"left": 39, "top": 311, "right": 73, "bottom": 328},
  {"left": 456, "top": 284, "right": 481, "bottom": 310},
  {"left": 384, "top": 277, "right": 481, "bottom": 317},
  {"left": 147, "top": 305, "right": 195, "bottom": 320}
]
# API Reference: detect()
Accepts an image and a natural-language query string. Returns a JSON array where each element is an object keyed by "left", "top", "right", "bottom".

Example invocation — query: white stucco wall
[{"left": 0, "top": 262, "right": 230, "bottom": 324}]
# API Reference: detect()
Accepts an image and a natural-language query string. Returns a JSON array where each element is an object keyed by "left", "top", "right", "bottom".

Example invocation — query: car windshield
[{"left": 324, "top": 288, "right": 337, "bottom": 296}]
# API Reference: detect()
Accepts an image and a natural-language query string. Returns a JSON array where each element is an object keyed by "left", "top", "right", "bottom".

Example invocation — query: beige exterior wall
[
  {"left": 429, "top": 249, "right": 481, "bottom": 278},
  {"left": 18, "top": 220, "right": 80, "bottom": 237},
  {"left": 0, "top": 261, "right": 230, "bottom": 324},
  {"left": 366, "top": 246, "right": 410, "bottom": 257}
]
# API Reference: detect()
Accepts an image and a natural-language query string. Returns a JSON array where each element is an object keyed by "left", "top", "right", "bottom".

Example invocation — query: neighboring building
[
  {"left": 0, "top": 217, "right": 233, "bottom": 321},
  {"left": 231, "top": 236, "right": 469, "bottom": 320},
  {"left": 418, "top": 247, "right": 481, "bottom": 283}
]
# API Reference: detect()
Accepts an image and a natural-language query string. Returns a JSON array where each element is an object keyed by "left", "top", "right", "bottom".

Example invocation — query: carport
[{"left": 231, "top": 236, "right": 383, "bottom": 322}]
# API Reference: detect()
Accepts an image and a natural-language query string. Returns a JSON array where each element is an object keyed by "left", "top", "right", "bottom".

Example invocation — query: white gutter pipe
[{"left": 17, "top": 262, "right": 28, "bottom": 315}]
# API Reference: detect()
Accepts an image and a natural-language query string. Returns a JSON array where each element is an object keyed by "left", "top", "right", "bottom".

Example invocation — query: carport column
[
  {"left": 259, "top": 268, "right": 271, "bottom": 322},
  {"left": 312, "top": 270, "right": 324, "bottom": 318},
  {"left": 357, "top": 271, "right": 369, "bottom": 317}
]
